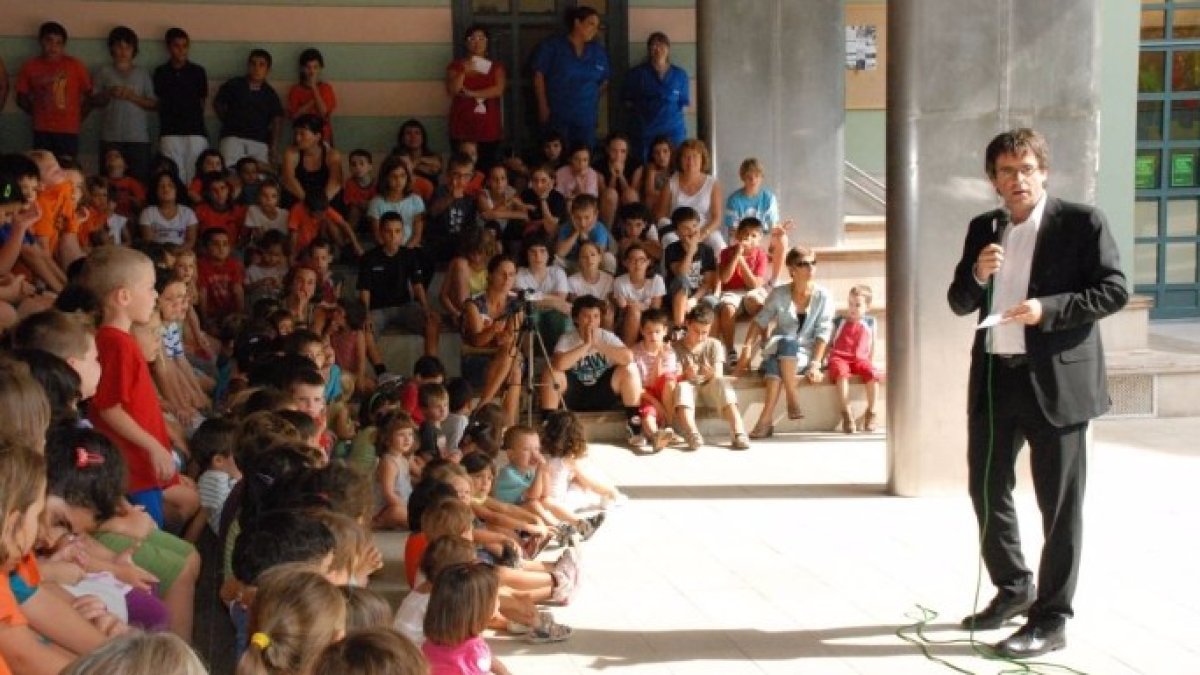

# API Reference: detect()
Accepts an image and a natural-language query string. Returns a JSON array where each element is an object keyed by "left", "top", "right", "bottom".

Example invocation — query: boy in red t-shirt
[
  {"left": 83, "top": 246, "right": 185, "bottom": 528},
  {"left": 715, "top": 217, "right": 770, "bottom": 360},
  {"left": 15, "top": 22, "right": 92, "bottom": 158},
  {"left": 827, "top": 284, "right": 882, "bottom": 434},
  {"left": 196, "top": 227, "right": 246, "bottom": 327},
  {"left": 103, "top": 149, "right": 146, "bottom": 218}
]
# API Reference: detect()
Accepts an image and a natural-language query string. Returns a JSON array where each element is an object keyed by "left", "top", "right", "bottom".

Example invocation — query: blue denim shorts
[{"left": 760, "top": 336, "right": 812, "bottom": 379}]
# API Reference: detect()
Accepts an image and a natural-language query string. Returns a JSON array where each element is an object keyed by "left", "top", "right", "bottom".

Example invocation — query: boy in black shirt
[
  {"left": 425, "top": 153, "right": 479, "bottom": 265},
  {"left": 664, "top": 206, "right": 718, "bottom": 329},
  {"left": 213, "top": 49, "right": 283, "bottom": 167},
  {"left": 357, "top": 212, "right": 440, "bottom": 356}
]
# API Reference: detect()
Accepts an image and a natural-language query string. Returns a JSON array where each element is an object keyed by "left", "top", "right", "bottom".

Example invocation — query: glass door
[{"left": 1137, "top": 1, "right": 1200, "bottom": 318}]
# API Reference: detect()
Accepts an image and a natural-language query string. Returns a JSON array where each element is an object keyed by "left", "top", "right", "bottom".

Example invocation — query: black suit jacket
[{"left": 947, "top": 197, "right": 1129, "bottom": 427}]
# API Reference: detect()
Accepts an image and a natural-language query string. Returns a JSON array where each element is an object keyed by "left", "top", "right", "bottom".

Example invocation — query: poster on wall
[{"left": 846, "top": 25, "right": 877, "bottom": 71}]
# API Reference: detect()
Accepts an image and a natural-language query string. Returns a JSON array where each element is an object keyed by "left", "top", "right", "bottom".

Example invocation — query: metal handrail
[
  {"left": 845, "top": 161, "right": 885, "bottom": 194},
  {"left": 846, "top": 177, "right": 886, "bottom": 207}
]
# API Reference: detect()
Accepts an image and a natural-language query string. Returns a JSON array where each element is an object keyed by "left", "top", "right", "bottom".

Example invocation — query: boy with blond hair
[
  {"left": 82, "top": 245, "right": 193, "bottom": 528},
  {"left": 827, "top": 284, "right": 881, "bottom": 434}
]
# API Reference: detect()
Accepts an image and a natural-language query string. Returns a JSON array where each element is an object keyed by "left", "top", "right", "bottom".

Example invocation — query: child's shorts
[
  {"left": 638, "top": 374, "right": 677, "bottom": 421},
  {"left": 676, "top": 376, "right": 737, "bottom": 411},
  {"left": 94, "top": 529, "right": 195, "bottom": 596},
  {"left": 718, "top": 287, "right": 769, "bottom": 312},
  {"left": 127, "top": 487, "right": 165, "bottom": 529},
  {"left": 827, "top": 356, "right": 881, "bottom": 383}
]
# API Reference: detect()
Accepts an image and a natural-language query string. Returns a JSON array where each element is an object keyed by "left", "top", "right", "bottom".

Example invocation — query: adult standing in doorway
[
  {"left": 532, "top": 6, "right": 610, "bottom": 153},
  {"left": 446, "top": 25, "right": 507, "bottom": 171},
  {"left": 947, "top": 128, "right": 1127, "bottom": 659},
  {"left": 622, "top": 31, "right": 689, "bottom": 163},
  {"left": 154, "top": 28, "right": 209, "bottom": 185}
]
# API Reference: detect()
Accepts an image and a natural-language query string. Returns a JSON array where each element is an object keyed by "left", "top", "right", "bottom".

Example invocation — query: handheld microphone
[{"left": 992, "top": 210, "right": 1010, "bottom": 246}]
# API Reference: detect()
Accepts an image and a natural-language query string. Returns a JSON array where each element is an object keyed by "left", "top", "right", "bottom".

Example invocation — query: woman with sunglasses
[{"left": 736, "top": 246, "right": 834, "bottom": 438}]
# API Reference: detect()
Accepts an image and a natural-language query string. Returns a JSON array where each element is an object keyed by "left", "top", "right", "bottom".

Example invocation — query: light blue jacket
[{"left": 755, "top": 283, "right": 835, "bottom": 357}]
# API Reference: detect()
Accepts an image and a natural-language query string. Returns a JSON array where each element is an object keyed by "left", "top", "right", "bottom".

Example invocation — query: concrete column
[
  {"left": 887, "top": 0, "right": 1103, "bottom": 495},
  {"left": 698, "top": 0, "right": 843, "bottom": 246}
]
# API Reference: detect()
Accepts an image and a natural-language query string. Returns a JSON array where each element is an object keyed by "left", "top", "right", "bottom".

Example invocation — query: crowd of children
[{"left": 0, "top": 13, "right": 886, "bottom": 675}]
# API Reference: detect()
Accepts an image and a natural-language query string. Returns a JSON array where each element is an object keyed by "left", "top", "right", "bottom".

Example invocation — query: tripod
[{"left": 507, "top": 297, "right": 567, "bottom": 427}]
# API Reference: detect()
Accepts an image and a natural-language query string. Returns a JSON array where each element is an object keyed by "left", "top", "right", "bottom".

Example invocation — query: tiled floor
[{"left": 490, "top": 418, "right": 1200, "bottom": 674}]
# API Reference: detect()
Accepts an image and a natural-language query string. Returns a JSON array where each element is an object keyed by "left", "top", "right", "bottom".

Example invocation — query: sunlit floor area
[{"left": 487, "top": 418, "right": 1200, "bottom": 674}]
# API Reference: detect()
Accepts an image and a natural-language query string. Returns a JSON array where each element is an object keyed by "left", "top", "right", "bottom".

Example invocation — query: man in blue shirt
[
  {"left": 622, "top": 32, "right": 690, "bottom": 162},
  {"left": 532, "top": 6, "right": 610, "bottom": 152}
]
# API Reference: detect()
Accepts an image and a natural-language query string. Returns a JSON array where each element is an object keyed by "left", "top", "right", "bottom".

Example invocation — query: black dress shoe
[
  {"left": 995, "top": 621, "right": 1066, "bottom": 659},
  {"left": 960, "top": 588, "right": 1035, "bottom": 630}
]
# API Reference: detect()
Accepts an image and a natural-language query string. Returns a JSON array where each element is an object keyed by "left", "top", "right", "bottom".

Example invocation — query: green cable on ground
[{"left": 896, "top": 279, "right": 1091, "bottom": 675}]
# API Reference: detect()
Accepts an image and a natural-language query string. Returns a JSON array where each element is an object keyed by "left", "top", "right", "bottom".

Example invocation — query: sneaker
[
  {"left": 628, "top": 430, "right": 648, "bottom": 452},
  {"left": 554, "top": 547, "right": 582, "bottom": 590},
  {"left": 506, "top": 620, "right": 534, "bottom": 635},
  {"left": 685, "top": 432, "right": 704, "bottom": 451},
  {"left": 549, "top": 569, "right": 574, "bottom": 604},
  {"left": 554, "top": 522, "right": 578, "bottom": 547},
  {"left": 731, "top": 432, "right": 751, "bottom": 450},
  {"left": 526, "top": 611, "right": 572, "bottom": 644}
]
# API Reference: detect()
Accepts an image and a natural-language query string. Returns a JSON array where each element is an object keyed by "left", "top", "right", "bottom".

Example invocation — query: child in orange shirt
[
  {"left": 194, "top": 171, "right": 246, "bottom": 244},
  {"left": 289, "top": 191, "right": 362, "bottom": 259}
]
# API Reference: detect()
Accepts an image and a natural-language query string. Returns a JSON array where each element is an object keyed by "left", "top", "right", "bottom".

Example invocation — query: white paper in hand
[
  {"left": 976, "top": 314, "right": 1006, "bottom": 330},
  {"left": 472, "top": 56, "right": 493, "bottom": 75}
]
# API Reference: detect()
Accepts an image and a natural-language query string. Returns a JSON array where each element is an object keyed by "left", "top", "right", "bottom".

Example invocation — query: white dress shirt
[{"left": 989, "top": 193, "right": 1046, "bottom": 355}]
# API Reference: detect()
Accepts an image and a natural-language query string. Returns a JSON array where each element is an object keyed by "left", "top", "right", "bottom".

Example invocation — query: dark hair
[
  {"left": 14, "top": 349, "right": 81, "bottom": 425},
  {"left": 375, "top": 154, "right": 412, "bottom": 196},
  {"left": 148, "top": 170, "right": 189, "bottom": 207},
  {"left": 164, "top": 27, "right": 189, "bottom": 44},
  {"left": 248, "top": 48, "right": 273, "bottom": 68},
  {"left": 194, "top": 149, "right": 224, "bottom": 179},
  {"left": 984, "top": 128, "right": 1050, "bottom": 178},
  {"left": 486, "top": 253, "right": 516, "bottom": 276},
  {"left": 640, "top": 307, "right": 669, "bottom": 329},
  {"left": 273, "top": 464, "right": 374, "bottom": 522},
  {"left": 540, "top": 410, "right": 587, "bottom": 460},
  {"left": 445, "top": 377, "right": 472, "bottom": 412},
  {"left": 282, "top": 329, "right": 323, "bottom": 358},
  {"left": 232, "top": 509, "right": 335, "bottom": 584},
  {"left": 258, "top": 228, "right": 287, "bottom": 251},
  {"left": 570, "top": 193, "right": 599, "bottom": 213},
  {"left": 234, "top": 441, "right": 324, "bottom": 535},
  {"left": 736, "top": 216, "right": 764, "bottom": 234},
  {"left": 298, "top": 47, "right": 324, "bottom": 69},
  {"left": 463, "top": 24, "right": 490, "bottom": 42},
  {"left": 283, "top": 365, "right": 325, "bottom": 393},
  {"left": 412, "top": 355, "right": 445, "bottom": 379},
  {"left": 378, "top": 211, "right": 405, "bottom": 231},
  {"left": 447, "top": 152, "right": 474, "bottom": 173},
  {"left": 458, "top": 451, "right": 492, "bottom": 477},
  {"left": 670, "top": 205, "right": 700, "bottom": 228},
  {"left": 348, "top": 149, "right": 372, "bottom": 163},
  {"left": 338, "top": 297, "right": 369, "bottom": 331},
  {"left": 406, "top": 479, "right": 456, "bottom": 534},
  {"left": 617, "top": 202, "right": 652, "bottom": 229},
  {"left": 39, "top": 22, "right": 67, "bottom": 42},
  {"left": 570, "top": 294, "right": 607, "bottom": 320},
  {"left": 45, "top": 425, "right": 127, "bottom": 522},
  {"left": 293, "top": 114, "right": 324, "bottom": 137},
  {"left": 190, "top": 417, "right": 238, "bottom": 472},
  {"left": 565, "top": 5, "right": 600, "bottom": 31},
  {"left": 685, "top": 303, "right": 716, "bottom": 325},
  {"left": 396, "top": 119, "right": 432, "bottom": 155},
  {"left": 647, "top": 31, "right": 670, "bottom": 49},
  {"left": 107, "top": 26, "right": 138, "bottom": 57}
]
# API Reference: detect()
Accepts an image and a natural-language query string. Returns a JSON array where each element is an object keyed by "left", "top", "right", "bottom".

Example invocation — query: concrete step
[
  {"left": 569, "top": 373, "right": 887, "bottom": 443},
  {"left": 369, "top": 530, "right": 412, "bottom": 607},
  {"left": 844, "top": 215, "right": 886, "bottom": 246}
]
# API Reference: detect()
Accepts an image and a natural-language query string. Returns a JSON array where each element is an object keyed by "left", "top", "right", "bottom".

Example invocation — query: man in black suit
[{"left": 947, "top": 128, "right": 1128, "bottom": 658}]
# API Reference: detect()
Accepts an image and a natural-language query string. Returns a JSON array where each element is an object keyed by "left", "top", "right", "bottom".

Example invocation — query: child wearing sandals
[
  {"left": 492, "top": 426, "right": 605, "bottom": 541},
  {"left": 673, "top": 304, "right": 751, "bottom": 450},
  {"left": 630, "top": 309, "right": 681, "bottom": 452}
]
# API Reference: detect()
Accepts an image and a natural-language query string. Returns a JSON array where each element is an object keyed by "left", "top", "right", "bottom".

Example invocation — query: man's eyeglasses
[{"left": 994, "top": 165, "right": 1040, "bottom": 181}]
